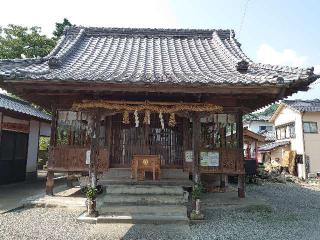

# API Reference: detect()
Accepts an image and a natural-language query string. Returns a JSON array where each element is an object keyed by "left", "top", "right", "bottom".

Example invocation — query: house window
[
  {"left": 259, "top": 126, "right": 267, "bottom": 131},
  {"left": 303, "top": 122, "right": 318, "bottom": 133},
  {"left": 276, "top": 122, "right": 295, "bottom": 139},
  {"left": 259, "top": 125, "right": 273, "bottom": 132},
  {"left": 266, "top": 126, "right": 273, "bottom": 131}
]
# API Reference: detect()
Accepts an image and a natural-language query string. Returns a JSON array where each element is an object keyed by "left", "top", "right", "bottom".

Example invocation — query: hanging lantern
[
  {"left": 168, "top": 112, "right": 176, "bottom": 127},
  {"left": 134, "top": 110, "right": 139, "bottom": 127},
  {"left": 122, "top": 111, "right": 130, "bottom": 124},
  {"left": 143, "top": 110, "right": 151, "bottom": 125},
  {"left": 159, "top": 111, "right": 164, "bottom": 129}
]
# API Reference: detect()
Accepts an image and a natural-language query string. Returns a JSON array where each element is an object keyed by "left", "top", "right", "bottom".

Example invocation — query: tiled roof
[
  {"left": 244, "top": 114, "right": 271, "bottom": 122},
  {"left": 0, "top": 27, "right": 317, "bottom": 86},
  {"left": 258, "top": 140, "right": 290, "bottom": 152},
  {"left": 282, "top": 99, "right": 320, "bottom": 112},
  {"left": 258, "top": 130, "right": 276, "bottom": 141},
  {"left": 0, "top": 94, "right": 51, "bottom": 121}
]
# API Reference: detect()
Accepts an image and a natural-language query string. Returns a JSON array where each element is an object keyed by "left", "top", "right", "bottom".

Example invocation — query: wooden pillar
[
  {"left": 236, "top": 110, "right": 245, "bottom": 198},
  {"left": 46, "top": 106, "right": 57, "bottom": 195},
  {"left": 192, "top": 112, "right": 201, "bottom": 183},
  {"left": 220, "top": 174, "right": 226, "bottom": 189},
  {"left": 66, "top": 172, "right": 74, "bottom": 188},
  {"left": 89, "top": 111, "right": 101, "bottom": 188},
  {"left": 105, "top": 116, "right": 112, "bottom": 169},
  {"left": 182, "top": 117, "right": 189, "bottom": 171}
]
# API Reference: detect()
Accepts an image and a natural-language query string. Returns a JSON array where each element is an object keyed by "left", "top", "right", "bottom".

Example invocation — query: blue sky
[{"left": 0, "top": 0, "right": 319, "bottom": 99}]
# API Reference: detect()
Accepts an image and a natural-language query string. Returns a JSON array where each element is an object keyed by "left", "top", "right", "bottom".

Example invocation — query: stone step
[
  {"left": 99, "top": 205, "right": 187, "bottom": 215},
  {"left": 102, "top": 168, "right": 131, "bottom": 179},
  {"left": 99, "top": 179, "right": 193, "bottom": 187},
  {"left": 102, "top": 194, "right": 187, "bottom": 205},
  {"left": 102, "top": 168, "right": 189, "bottom": 180},
  {"left": 105, "top": 184, "right": 184, "bottom": 195},
  {"left": 96, "top": 213, "right": 189, "bottom": 224},
  {"left": 161, "top": 169, "right": 189, "bottom": 179}
]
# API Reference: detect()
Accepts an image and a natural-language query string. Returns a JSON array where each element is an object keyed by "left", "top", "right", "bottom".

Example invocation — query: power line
[{"left": 238, "top": 0, "right": 251, "bottom": 37}]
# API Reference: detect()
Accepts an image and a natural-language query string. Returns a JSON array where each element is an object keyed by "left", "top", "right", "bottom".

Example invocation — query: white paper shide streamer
[{"left": 134, "top": 110, "right": 139, "bottom": 127}]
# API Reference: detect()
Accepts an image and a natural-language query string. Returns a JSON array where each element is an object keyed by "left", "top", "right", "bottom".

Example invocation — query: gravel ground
[
  {"left": 191, "top": 182, "right": 320, "bottom": 240},
  {"left": 0, "top": 182, "right": 319, "bottom": 240}
]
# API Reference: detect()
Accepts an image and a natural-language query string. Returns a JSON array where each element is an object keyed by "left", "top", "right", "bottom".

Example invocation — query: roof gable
[{"left": 271, "top": 99, "right": 320, "bottom": 122}]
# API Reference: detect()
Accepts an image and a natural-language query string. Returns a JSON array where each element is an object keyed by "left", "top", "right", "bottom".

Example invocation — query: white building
[
  {"left": 243, "top": 115, "right": 274, "bottom": 134},
  {"left": 0, "top": 94, "right": 51, "bottom": 184},
  {"left": 261, "top": 99, "right": 320, "bottom": 179}
]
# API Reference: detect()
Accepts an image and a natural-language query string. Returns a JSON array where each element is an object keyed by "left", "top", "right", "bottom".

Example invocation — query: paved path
[{"left": 0, "top": 171, "right": 65, "bottom": 213}]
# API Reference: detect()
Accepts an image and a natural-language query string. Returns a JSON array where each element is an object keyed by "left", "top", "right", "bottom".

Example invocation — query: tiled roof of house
[
  {"left": 258, "top": 129, "right": 276, "bottom": 141},
  {"left": 0, "top": 94, "right": 51, "bottom": 121},
  {"left": 282, "top": 99, "right": 320, "bottom": 112},
  {"left": 244, "top": 114, "right": 272, "bottom": 122},
  {"left": 0, "top": 27, "right": 317, "bottom": 86},
  {"left": 258, "top": 140, "right": 290, "bottom": 152}
]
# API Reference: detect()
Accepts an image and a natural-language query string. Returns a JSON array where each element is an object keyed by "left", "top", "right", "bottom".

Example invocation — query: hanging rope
[{"left": 73, "top": 100, "right": 223, "bottom": 113}]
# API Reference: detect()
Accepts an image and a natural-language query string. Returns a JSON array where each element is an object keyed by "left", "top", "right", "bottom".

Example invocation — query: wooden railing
[{"left": 48, "top": 146, "right": 108, "bottom": 172}]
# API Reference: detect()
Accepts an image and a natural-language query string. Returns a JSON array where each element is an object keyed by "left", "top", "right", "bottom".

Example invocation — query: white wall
[
  {"left": 26, "top": 120, "right": 40, "bottom": 174},
  {"left": 274, "top": 107, "right": 304, "bottom": 154},
  {"left": 303, "top": 112, "right": 320, "bottom": 174},
  {"left": 273, "top": 106, "right": 308, "bottom": 178},
  {"left": 245, "top": 120, "right": 274, "bottom": 133}
]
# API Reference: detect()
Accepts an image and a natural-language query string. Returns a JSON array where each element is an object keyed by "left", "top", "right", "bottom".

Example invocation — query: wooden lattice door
[{"left": 109, "top": 114, "right": 184, "bottom": 168}]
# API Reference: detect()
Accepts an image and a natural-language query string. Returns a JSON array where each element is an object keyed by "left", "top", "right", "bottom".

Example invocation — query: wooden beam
[{"left": 4, "top": 81, "right": 283, "bottom": 95}]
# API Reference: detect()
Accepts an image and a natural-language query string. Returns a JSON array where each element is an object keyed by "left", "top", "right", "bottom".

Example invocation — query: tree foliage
[
  {"left": 39, "top": 136, "right": 50, "bottom": 150},
  {"left": 53, "top": 18, "right": 72, "bottom": 39},
  {"left": 0, "top": 18, "right": 72, "bottom": 59},
  {"left": 244, "top": 103, "right": 279, "bottom": 121},
  {"left": 0, "top": 25, "right": 56, "bottom": 59}
]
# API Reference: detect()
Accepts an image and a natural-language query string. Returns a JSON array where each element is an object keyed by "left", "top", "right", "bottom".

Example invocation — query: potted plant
[
  {"left": 190, "top": 182, "right": 204, "bottom": 220},
  {"left": 85, "top": 186, "right": 98, "bottom": 217}
]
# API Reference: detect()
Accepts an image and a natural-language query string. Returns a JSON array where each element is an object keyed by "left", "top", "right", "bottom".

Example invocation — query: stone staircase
[
  {"left": 99, "top": 168, "right": 192, "bottom": 187},
  {"left": 97, "top": 184, "right": 189, "bottom": 224}
]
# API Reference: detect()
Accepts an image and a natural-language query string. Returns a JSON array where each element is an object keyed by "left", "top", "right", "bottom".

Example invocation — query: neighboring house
[
  {"left": 243, "top": 115, "right": 275, "bottom": 142},
  {"left": 261, "top": 99, "right": 320, "bottom": 179},
  {"left": 0, "top": 94, "right": 51, "bottom": 184},
  {"left": 243, "top": 128, "right": 265, "bottom": 163},
  {"left": 244, "top": 115, "right": 275, "bottom": 133}
]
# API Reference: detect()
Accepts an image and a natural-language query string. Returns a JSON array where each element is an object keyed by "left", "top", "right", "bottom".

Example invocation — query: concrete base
[{"left": 77, "top": 211, "right": 189, "bottom": 224}]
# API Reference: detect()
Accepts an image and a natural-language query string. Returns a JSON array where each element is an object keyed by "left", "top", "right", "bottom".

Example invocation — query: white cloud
[
  {"left": 256, "top": 43, "right": 308, "bottom": 67},
  {"left": 256, "top": 44, "right": 320, "bottom": 100},
  {"left": 0, "top": 0, "right": 179, "bottom": 36},
  {"left": 314, "top": 64, "right": 320, "bottom": 74}
]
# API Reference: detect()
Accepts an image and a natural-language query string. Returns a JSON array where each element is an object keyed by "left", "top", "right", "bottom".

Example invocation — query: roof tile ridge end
[
  {"left": 48, "top": 28, "right": 86, "bottom": 69},
  {"left": 253, "top": 62, "right": 314, "bottom": 76}
]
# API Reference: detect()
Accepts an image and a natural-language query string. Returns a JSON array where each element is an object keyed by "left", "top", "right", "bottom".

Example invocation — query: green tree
[
  {"left": 262, "top": 103, "right": 279, "bottom": 116},
  {"left": 53, "top": 18, "right": 72, "bottom": 39},
  {"left": 0, "top": 25, "right": 56, "bottom": 59}
]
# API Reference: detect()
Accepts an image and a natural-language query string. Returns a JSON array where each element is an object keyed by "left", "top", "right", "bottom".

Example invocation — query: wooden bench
[{"left": 131, "top": 155, "right": 161, "bottom": 181}]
